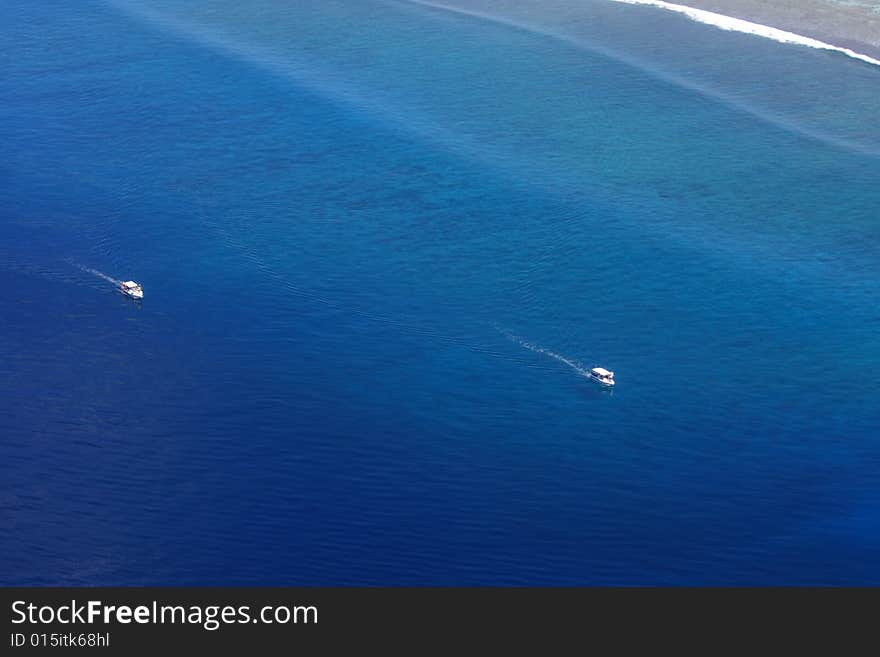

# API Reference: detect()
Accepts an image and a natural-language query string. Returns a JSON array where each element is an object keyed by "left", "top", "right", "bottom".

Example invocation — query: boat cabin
[
  {"left": 121, "top": 280, "right": 144, "bottom": 299},
  {"left": 589, "top": 367, "right": 615, "bottom": 385}
]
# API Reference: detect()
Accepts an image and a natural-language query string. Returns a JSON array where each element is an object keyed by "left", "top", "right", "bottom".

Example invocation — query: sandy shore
[{"left": 679, "top": 0, "right": 880, "bottom": 60}]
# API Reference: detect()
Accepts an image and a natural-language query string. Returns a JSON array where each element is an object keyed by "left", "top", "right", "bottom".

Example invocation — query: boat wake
[
  {"left": 73, "top": 263, "right": 121, "bottom": 287},
  {"left": 498, "top": 327, "right": 591, "bottom": 378},
  {"left": 610, "top": 0, "right": 880, "bottom": 68}
]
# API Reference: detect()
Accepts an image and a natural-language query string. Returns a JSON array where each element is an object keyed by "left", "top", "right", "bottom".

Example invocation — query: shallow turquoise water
[{"left": 1, "top": 0, "right": 879, "bottom": 584}]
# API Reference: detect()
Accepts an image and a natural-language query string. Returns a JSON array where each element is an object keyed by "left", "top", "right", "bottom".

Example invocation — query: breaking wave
[{"left": 610, "top": 0, "right": 880, "bottom": 67}]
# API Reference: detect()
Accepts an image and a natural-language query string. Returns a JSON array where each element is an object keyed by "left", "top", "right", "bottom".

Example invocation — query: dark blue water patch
[{"left": 2, "top": 0, "right": 880, "bottom": 585}]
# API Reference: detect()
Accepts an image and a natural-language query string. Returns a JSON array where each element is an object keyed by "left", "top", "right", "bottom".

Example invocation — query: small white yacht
[
  {"left": 588, "top": 367, "right": 615, "bottom": 386},
  {"left": 121, "top": 280, "right": 143, "bottom": 300}
]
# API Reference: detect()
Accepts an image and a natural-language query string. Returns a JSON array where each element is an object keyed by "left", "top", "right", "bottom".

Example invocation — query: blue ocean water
[{"left": 1, "top": 0, "right": 879, "bottom": 585}]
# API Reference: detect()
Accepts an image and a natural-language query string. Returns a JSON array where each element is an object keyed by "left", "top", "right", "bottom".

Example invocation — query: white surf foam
[{"left": 610, "top": 0, "right": 880, "bottom": 67}]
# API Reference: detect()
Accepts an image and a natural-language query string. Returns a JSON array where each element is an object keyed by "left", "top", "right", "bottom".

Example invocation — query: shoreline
[{"left": 611, "top": 0, "right": 880, "bottom": 65}]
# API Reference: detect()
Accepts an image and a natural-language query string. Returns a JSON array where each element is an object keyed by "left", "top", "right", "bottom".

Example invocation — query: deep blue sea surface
[{"left": 2, "top": 0, "right": 879, "bottom": 584}]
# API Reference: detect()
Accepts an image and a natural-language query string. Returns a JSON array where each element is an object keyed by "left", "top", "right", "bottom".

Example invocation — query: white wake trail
[
  {"left": 517, "top": 340, "right": 591, "bottom": 377},
  {"left": 498, "top": 327, "right": 591, "bottom": 378},
  {"left": 74, "top": 263, "right": 121, "bottom": 286}
]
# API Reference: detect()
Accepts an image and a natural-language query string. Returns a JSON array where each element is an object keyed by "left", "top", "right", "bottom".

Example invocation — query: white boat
[
  {"left": 588, "top": 367, "right": 615, "bottom": 386},
  {"left": 121, "top": 280, "right": 143, "bottom": 300}
]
